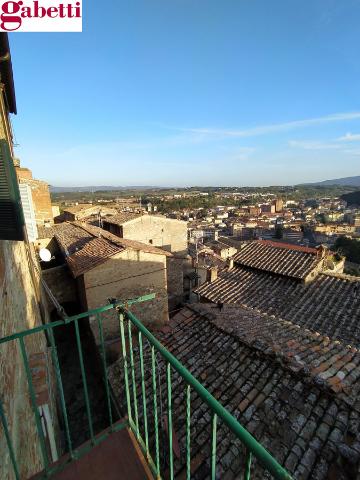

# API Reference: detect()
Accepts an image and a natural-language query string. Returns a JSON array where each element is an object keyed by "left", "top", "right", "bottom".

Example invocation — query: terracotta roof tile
[
  {"left": 108, "top": 306, "right": 360, "bottom": 479},
  {"left": 102, "top": 212, "right": 142, "bottom": 226},
  {"left": 53, "top": 222, "right": 170, "bottom": 277},
  {"left": 195, "top": 265, "right": 360, "bottom": 347},
  {"left": 232, "top": 240, "right": 322, "bottom": 279}
]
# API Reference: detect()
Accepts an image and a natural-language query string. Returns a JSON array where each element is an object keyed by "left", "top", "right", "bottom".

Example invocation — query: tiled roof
[
  {"left": 102, "top": 212, "right": 143, "bottom": 225},
  {"left": 196, "top": 304, "right": 360, "bottom": 403},
  {"left": 108, "top": 306, "right": 360, "bottom": 479},
  {"left": 37, "top": 225, "right": 59, "bottom": 239},
  {"left": 66, "top": 237, "right": 121, "bottom": 277},
  {"left": 80, "top": 223, "right": 172, "bottom": 257},
  {"left": 54, "top": 222, "right": 170, "bottom": 277},
  {"left": 232, "top": 240, "right": 322, "bottom": 279},
  {"left": 195, "top": 266, "right": 360, "bottom": 347}
]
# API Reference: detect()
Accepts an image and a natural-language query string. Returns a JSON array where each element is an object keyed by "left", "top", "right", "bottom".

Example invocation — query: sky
[{"left": 8, "top": 0, "right": 360, "bottom": 187}]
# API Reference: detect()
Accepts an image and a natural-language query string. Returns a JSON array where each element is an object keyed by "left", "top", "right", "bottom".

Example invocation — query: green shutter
[{"left": 0, "top": 139, "right": 24, "bottom": 240}]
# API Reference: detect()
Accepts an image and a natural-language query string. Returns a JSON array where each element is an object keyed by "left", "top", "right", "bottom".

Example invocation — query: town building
[
  {"left": 102, "top": 213, "right": 188, "bottom": 307},
  {"left": 47, "top": 221, "right": 171, "bottom": 342},
  {"left": 15, "top": 160, "right": 54, "bottom": 226}
]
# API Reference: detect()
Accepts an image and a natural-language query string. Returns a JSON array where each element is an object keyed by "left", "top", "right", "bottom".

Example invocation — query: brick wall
[
  {"left": 0, "top": 240, "right": 58, "bottom": 479},
  {"left": 19, "top": 178, "right": 53, "bottom": 225}
]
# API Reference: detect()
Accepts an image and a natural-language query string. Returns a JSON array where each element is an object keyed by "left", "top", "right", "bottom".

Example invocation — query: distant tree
[
  {"left": 333, "top": 237, "right": 360, "bottom": 264},
  {"left": 274, "top": 225, "right": 283, "bottom": 239}
]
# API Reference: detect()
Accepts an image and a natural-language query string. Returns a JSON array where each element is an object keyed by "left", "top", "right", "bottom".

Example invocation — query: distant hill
[
  {"left": 341, "top": 190, "right": 360, "bottom": 206},
  {"left": 302, "top": 175, "right": 360, "bottom": 187},
  {"left": 50, "top": 185, "right": 158, "bottom": 193}
]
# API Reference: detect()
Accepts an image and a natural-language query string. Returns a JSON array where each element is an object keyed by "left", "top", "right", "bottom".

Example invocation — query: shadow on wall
[{"left": 58, "top": 253, "right": 172, "bottom": 344}]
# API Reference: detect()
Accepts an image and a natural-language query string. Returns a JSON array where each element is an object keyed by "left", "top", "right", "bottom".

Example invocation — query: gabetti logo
[{"left": 0, "top": 0, "right": 82, "bottom": 32}]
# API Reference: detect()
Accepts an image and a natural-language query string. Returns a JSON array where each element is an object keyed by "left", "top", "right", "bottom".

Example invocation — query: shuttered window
[{"left": 0, "top": 139, "right": 24, "bottom": 240}]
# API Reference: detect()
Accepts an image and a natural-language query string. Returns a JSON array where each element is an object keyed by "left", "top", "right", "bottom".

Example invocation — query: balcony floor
[{"left": 31, "top": 425, "right": 152, "bottom": 480}]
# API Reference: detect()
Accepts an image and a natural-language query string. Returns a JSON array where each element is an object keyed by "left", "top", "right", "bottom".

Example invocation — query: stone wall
[
  {"left": 121, "top": 216, "right": 188, "bottom": 255},
  {"left": 42, "top": 265, "right": 77, "bottom": 305},
  {"left": 19, "top": 177, "right": 53, "bottom": 225},
  {"left": 83, "top": 249, "right": 169, "bottom": 343},
  {"left": 0, "top": 240, "right": 58, "bottom": 479}
]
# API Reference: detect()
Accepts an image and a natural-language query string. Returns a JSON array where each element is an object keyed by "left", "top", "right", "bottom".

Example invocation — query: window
[{"left": 0, "top": 139, "right": 24, "bottom": 240}]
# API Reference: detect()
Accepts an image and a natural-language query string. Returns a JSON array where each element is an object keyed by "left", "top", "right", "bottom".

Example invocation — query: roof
[
  {"left": 80, "top": 223, "right": 172, "bottom": 257},
  {"left": 232, "top": 240, "right": 322, "bottom": 279},
  {"left": 0, "top": 34, "right": 16, "bottom": 114},
  {"left": 62, "top": 204, "right": 97, "bottom": 214},
  {"left": 195, "top": 265, "right": 360, "bottom": 348},
  {"left": 37, "top": 225, "right": 59, "bottom": 239},
  {"left": 54, "top": 222, "right": 171, "bottom": 277},
  {"left": 108, "top": 305, "right": 360, "bottom": 479},
  {"left": 101, "top": 212, "right": 142, "bottom": 225},
  {"left": 197, "top": 303, "right": 360, "bottom": 403}
]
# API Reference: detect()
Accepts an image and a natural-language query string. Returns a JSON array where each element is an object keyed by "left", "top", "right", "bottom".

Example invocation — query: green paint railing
[{"left": 0, "top": 295, "right": 293, "bottom": 480}]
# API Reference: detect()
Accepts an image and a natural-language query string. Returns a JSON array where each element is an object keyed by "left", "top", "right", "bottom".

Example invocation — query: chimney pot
[{"left": 207, "top": 266, "right": 218, "bottom": 283}]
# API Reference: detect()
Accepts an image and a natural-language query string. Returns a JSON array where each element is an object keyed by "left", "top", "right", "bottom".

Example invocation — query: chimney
[
  {"left": 227, "top": 257, "right": 234, "bottom": 269},
  {"left": 207, "top": 266, "right": 218, "bottom": 283}
]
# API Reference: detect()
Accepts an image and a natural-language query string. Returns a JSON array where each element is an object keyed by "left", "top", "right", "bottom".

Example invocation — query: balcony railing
[{"left": 0, "top": 296, "right": 293, "bottom": 480}]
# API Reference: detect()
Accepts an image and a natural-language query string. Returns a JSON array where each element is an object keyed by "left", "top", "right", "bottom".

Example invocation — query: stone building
[
  {"left": 51, "top": 222, "right": 170, "bottom": 342},
  {"left": 102, "top": 213, "right": 188, "bottom": 308},
  {"left": 15, "top": 162, "right": 54, "bottom": 226},
  {"left": 0, "top": 33, "right": 58, "bottom": 479}
]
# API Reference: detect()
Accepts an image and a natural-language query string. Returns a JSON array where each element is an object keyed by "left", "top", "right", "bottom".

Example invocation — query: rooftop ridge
[{"left": 256, "top": 239, "right": 319, "bottom": 254}]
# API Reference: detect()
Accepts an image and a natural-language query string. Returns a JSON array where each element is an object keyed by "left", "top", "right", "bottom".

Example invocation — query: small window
[{"left": 149, "top": 239, "right": 153, "bottom": 244}]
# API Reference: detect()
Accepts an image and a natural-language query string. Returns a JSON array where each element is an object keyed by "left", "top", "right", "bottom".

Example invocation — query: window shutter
[
  {"left": 0, "top": 139, "right": 24, "bottom": 240},
  {"left": 19, "top": 183, "right": 38, "bottom": 242}
]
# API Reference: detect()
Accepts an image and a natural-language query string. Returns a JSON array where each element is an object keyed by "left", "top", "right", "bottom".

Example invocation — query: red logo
[
  {"left": 0, "top": 1, "right": 82, "bottom": 32},
  {"left": 1, "top": 1, "right": 22, "bottom": 31}
]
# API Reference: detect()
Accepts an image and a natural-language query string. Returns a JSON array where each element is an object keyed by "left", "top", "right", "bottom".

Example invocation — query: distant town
[{"left": 46, "top": 180, "right": 360, "bottom": 276}]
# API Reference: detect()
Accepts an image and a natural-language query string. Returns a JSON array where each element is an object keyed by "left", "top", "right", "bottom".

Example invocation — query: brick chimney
[
  {"left": 207, "top": 266, "right": 218, "bottom": 283},
  {"left": 227, "top": 257, "right": 234, "bottom": 269}
]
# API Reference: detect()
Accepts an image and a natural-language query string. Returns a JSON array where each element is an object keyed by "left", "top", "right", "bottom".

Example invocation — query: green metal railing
[{"left": 0, "top": 295, "right": 293, "bottom": 480}]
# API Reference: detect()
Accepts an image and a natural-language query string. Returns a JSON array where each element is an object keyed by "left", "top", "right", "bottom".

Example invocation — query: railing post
[
  {"left": 167, "top": 363, "right": 174, "bottom": 480},
  {"left": 0, "top": 396, "right": 20, "bottom": 480},
  {"left": 151, "top": 346, "right": 160, "bottom": 478},
  {"left": 96, "top": 313, "right": 113, "bottom": 429},
  {"left": 186, "top": 385, "right": 191, "bottom": 480},
  {"left": 244, "top": 449, "right": 253, "bottom": 480},
  {"left": 118, "top": 310, "right": 132, "bottom": 425},
  {"left": 19, "top": 337, "right": 50, "bottom": 472},
  {"left": 126, "top": 315, "right": 140, "bottom": 438},
  {"left": 74, "top": 319, "right": 94, "bottom": 445},
  {"left": 211, "top": 413, "right": 218, "bottom": 479},
  {"left": 138, "top": 331, "right": 149, "bottom": 457},
  {"left": 48, "top": 329, "right": 73, "bottom": 457}
]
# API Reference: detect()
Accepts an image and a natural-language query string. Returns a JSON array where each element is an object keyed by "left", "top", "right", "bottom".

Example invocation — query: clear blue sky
[{"left": 9, "top": 0, "right": 360, "bottom": 187}]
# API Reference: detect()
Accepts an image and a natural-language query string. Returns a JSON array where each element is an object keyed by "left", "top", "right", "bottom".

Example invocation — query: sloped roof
[
  {"left": 79, "top": 223, "right": 172, "bottom": 257},
  {"left": 232, "top": 240, "right": 322, "bottom": 279},
  {"left": 195, "top": 265, "right": 360, "bottom": 347},
  {"left": 196, "top": 303, "right": 360, "bottom": 402},
  {"left": 102, "top": 212, "right": 143, "bottom": 225},
  {"left": 53, "top": 222, "right": 170, "bottom": 277},
  {"left": 108, "top": 305, "right": 360, "bottom": 479}
]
